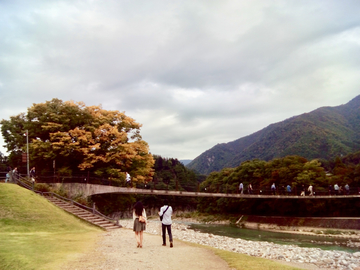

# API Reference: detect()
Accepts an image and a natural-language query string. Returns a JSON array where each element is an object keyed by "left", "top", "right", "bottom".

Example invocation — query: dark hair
[
  {"left": 164, "top": 199, "right": 169, "bottom": 205},
  {"left": 134, "top": 201, "right": 144, "bottom": 216}
]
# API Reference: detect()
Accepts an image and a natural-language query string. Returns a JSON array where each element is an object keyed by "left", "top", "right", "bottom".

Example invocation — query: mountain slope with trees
[{"left": 187, "top": 95, "right": 360, "bottom": 175}]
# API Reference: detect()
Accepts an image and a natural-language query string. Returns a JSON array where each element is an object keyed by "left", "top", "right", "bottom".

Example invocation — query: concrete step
[
  {"left": 44, "top": 196, "right": 121, "bottom": 231},
  {"left": 93, "top": 220, "right": 112, "bottom": 225}
]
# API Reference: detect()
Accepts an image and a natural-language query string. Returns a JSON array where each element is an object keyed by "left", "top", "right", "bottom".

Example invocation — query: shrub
[{"left": 34, "top": 183, "right": 52, "bottom": 193}]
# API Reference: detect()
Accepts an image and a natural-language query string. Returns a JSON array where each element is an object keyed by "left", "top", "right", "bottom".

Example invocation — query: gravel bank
[{"left": 120, "top": 219, "right": 360, "bottom": 270}]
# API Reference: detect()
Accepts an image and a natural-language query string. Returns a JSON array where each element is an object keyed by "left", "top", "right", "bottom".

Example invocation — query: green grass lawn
[
  {"left": 0, "top": 183, "right": 101, "bottom": 270},
  {"left": 211, "top": 248, "right": 303, "bottom": 270}
]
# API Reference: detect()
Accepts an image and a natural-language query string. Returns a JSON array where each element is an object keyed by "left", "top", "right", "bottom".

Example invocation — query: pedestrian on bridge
[
  {"left": 308, "top": 184, "right": 314, "bottom": 196},
  {"left": 126, "top": 172, "right": 131, "bottom": 187},
  {"left": 286, "top": 185, "right": 291, "bottom": 195},
  {"left": 30, "top": 167, "right": 36, "bottom": 178},
  {"left": 328, "top": 185, "right": 333, "bottom": 195},
  {"left": 334, "top": 183, "right": 339, "bottom": 195},
  {"left": 345, "top": 184, "right": 350, "bottom": 195},
  {"left": 300, "top": 185, "right": 305, "bottom": 196},
  {"left": 247, "top": 183, "right": 253, "bottom": 194},
  {"left": 12, "top": 167, "right": 19, "bottom": 182},
  {"left": 271, "top": 183, "right": 276, "bottom": 195},
  {"left": 239, "top": 182, "right": 244, "bottom": 194}
]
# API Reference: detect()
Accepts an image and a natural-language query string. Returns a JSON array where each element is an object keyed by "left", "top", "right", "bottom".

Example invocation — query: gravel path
[
  {"left": 60, "top": 219, "right": 338, "bottom": 270},
  {"left": 61, "top": 223, "right": 232, "bottom": 270}
]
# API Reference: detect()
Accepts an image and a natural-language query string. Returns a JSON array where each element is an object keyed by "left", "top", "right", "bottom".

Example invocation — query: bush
[
  {"left": 53, "top": 185, "right": 69, "bottom": 198},
  {"left": 72, "top": 193, "right": 90, "bottom": 207},
  {"left": 34, "top": 183, "right": 52, "bottom": 193}
]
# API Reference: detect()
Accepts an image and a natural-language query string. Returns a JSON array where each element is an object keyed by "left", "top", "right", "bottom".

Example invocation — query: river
[{"left": 188, "top": 223, "right": 360, "bottom": 253}]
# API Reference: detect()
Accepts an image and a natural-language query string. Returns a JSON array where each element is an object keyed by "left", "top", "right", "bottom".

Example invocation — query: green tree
[
  {"left": 1, "top": 99, "right": 154, "bottom": 183},
  {"left": 151, "top": 155, "right": 200, "bottom": 191},
  {"left": 0, "top": 152, "right": 8, "bottom": 171}
]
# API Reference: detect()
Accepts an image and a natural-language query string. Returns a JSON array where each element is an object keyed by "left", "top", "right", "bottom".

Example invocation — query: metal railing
[{"left": 13, "top": 175, "right": 119, "bottom": 226}]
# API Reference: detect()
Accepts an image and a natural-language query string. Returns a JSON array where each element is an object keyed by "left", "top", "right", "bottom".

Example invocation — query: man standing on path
[{"left": 159, "top": 199, "right": 173, "bottom": 248}]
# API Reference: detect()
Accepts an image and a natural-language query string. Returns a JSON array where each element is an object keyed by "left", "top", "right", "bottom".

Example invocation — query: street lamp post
[{"left": 26, "top": 130, "right": 29, "bottom": 178}]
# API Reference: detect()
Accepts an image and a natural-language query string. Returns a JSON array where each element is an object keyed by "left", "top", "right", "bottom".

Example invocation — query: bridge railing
[
  {"left": 18, "top": 171, "right": 360, "bottom": 197},
  {"left": 36, "top": 174, "right": 200, "bottom": 192}
]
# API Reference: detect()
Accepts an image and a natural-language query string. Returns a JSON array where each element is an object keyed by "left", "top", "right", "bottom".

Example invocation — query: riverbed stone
[
  {"left": 353, "top": 252, "right": 360, "bottom": 257},
  {"left": 120, "top": 220, "right": 360, "bottom": 270}
]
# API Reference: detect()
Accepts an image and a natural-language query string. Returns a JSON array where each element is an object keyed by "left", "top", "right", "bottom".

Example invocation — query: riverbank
[
  {"left": 238, "top": 216, "right": 360, "bottom": 242},
  {"left": 120, "top": 219, "right": 360, "bottom": 270},
  {"left": 173, "top": 214, "right": 360, "bottom": 240}
]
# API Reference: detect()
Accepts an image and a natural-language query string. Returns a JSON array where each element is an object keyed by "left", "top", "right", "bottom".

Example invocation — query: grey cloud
[{"left": 1, "top": 0, "right": 360, "bottom": 159}]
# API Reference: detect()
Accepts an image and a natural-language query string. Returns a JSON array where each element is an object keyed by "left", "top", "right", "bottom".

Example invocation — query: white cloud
[{"left": 0, "top": 0, "right": 360, "bottom": 160}]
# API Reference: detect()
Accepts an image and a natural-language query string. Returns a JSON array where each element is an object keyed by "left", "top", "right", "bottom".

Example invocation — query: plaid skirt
[{"left": 133, "top": 218, "right": 146, "bottom": 232}]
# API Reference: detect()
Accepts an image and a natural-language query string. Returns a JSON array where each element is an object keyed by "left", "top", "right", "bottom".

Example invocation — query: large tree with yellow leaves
[{"left": 1, "top": 99, "right": 154, "bottom": 183}]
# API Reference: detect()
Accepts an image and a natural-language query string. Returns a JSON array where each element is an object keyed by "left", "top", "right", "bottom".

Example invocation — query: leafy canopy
[{"left": 1, "top": 98, "right": 154, "bottom": 183}]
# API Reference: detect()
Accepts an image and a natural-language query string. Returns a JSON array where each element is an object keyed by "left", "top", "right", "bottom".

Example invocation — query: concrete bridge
[{"left": 52, "top": 183, "right": 360, "bottom": 199}]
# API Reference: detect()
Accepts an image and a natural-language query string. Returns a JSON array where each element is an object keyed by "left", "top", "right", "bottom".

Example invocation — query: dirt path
[{"left": 61, "top": 228, "right": 232, "bottom": 270}]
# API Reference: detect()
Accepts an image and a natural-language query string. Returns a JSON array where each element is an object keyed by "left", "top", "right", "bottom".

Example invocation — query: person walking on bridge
[
  {"left": 334, "top": 183, "right": 339, "bottom": 195},
  {"left": 286, "top": 184, "right": 291, "bottom": 195},
  {"left": 239, "top": 182, "right": 244, "bottom": 194},
  {"left": 271, "top": 183, "right": 276, "bottom": 195},
  {"left": 247, "top": 183, "right": 253, "bottom": 194},
  {"left": 308, "top": 184, "right": 314, "bottom": 196},
  {"left": 345, "top": 184, "right": 350, "bottom": 195}
]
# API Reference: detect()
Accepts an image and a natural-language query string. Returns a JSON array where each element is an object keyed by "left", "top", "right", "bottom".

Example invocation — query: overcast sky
[{"left": 1, "top": 0, "right": 359, "bottom": 160}]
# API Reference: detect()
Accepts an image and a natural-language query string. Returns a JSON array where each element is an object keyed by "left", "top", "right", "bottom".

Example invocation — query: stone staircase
[{"left": 45, "top": 196, "right": 121, "bottom": 231}]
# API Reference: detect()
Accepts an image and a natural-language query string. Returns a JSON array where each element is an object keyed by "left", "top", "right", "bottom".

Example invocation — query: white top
[
  {"left": 133, "top": 208, "right": 147, "bottom": 220},
  {"left": 159, "top": 205, "right": 173, "bottom": 225}
]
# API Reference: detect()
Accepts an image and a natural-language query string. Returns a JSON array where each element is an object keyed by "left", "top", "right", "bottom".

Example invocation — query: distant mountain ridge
[
  {"left": 187, "top": 95, "right": 360, "bottom": 175},
  {"left": 180, "top": 159, "right": 193, "bottom": 166}
]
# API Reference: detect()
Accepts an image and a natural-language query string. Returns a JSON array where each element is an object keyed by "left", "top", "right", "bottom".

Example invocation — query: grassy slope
[{"left": 0, "top": 183, "right": 101, "bottom": 270}]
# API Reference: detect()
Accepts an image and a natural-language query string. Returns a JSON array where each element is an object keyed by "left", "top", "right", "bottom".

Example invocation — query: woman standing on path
[{"left": 133, "top": 201, "right": 147, "bottom": 248}]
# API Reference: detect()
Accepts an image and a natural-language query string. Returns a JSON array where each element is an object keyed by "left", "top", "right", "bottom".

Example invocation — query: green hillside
[
  {"left": 0, "top": 183, "right": 101, "bottom": 270},
  {"left": 188, "top": 95, "right": 360, "bottom": 175}
]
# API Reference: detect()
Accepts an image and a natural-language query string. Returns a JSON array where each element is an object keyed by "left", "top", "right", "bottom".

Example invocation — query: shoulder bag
[
  {"left": 160, "top": 206, "right": 169, "bottom": 221},
  {"left": 139, "top": 215, "right": 146, "bottom": 223}
]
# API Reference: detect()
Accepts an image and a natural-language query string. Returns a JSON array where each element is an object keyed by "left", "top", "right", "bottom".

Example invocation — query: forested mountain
[
  {"left": 148, "top": 155, "right": 202, "bottom": 191},
  {"left": 187, "top": 95, "right": 360, "bottom": 175}
]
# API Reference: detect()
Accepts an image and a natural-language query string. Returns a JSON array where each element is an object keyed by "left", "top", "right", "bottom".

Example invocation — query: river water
[{"left": 188, "top": 223, "right": 360, "bottom": 253}]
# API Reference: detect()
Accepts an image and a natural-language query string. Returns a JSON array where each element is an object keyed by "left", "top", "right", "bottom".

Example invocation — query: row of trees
[
  {"left": 196, "top": 154, "right": 360, "bottom": 216},
  {"left": 199, "top": 155, "right": 360, "bottom": 195}
]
